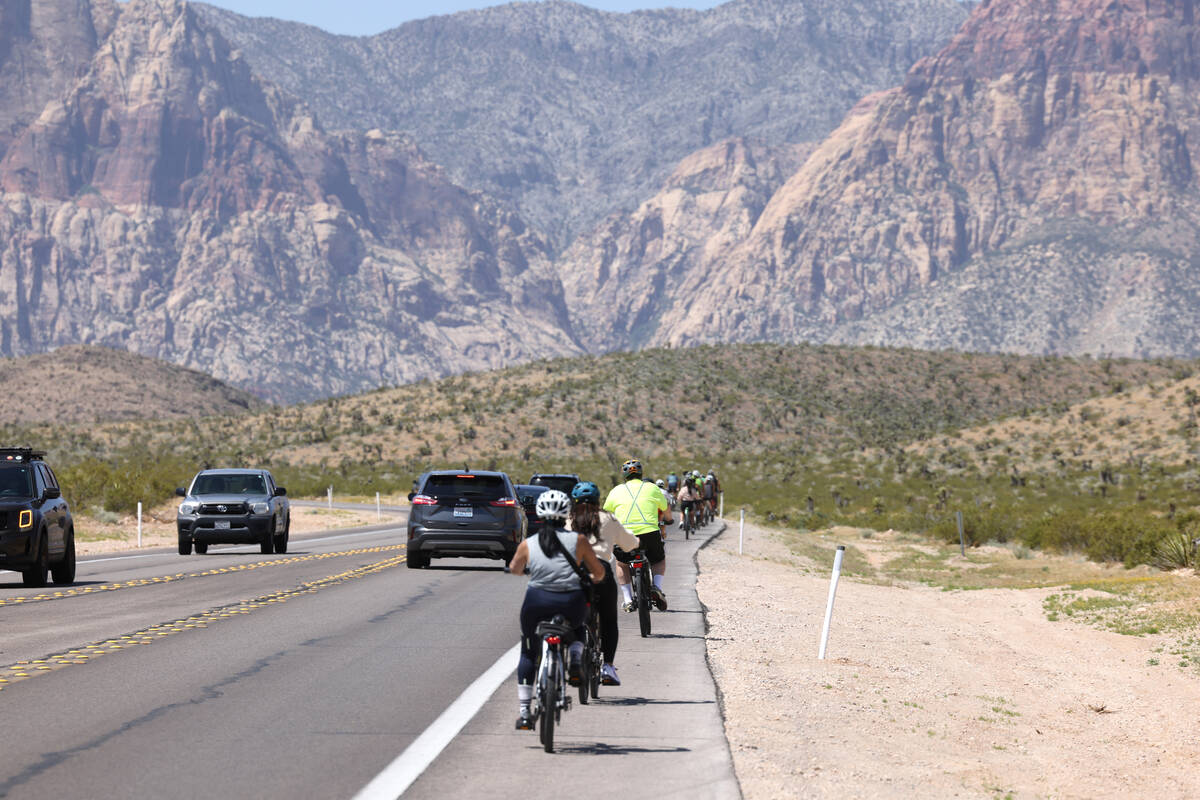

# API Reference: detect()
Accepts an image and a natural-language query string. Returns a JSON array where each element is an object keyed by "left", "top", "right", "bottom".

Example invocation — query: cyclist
[
  {"left": 507, "top": 489, "right": 605, "bottom": 730},
  {"left": 701, "top": 474, "right": 716, "bottom": 518},
  {"left": 667, "top": 472, "right": 679, "bottom": 494},
  {"left": 604, "top": 459, "right": 671, "bottom": 612},
  {"left": 708, "top": 468, "right": 722, "bottom": 514},
  {"left": 655, "top": 478, "right": 676, "bottom": 514},
  {"left": 677, "top": 474, "right": 700, "bottom": 532},
  {"left": 569, "top": 481, "right": 638, "bottom": 686}
]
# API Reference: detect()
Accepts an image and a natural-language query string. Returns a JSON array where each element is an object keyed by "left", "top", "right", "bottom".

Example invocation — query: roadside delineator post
[
  {"left": 956, "top": 511, "right": 965, "bottom": 557},
  {"left": 137, "top": 501, "right": 143, "bottom": 548},
  {"left": 719, "top": 492, "right": 724, "bottom": 519},
  {"left": 328, "top": 486, "right": 333, "bottom": 510},
  {"left": 376, "top": 491, "right": 381, "bottom": 520},
  {"left": 739, "top": 509, "right": 744, "bottom": 555},
  {"left": 818, "top": 545, "right": 846, "bottom": 660}
]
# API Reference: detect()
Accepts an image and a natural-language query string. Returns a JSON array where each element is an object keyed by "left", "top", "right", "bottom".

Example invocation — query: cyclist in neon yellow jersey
[{"left": 603, "top": 458, "right": 672, "bottom": 611}]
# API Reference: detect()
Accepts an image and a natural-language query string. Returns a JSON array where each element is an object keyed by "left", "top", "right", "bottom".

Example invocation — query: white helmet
[
  {"left": 535, "top": 489, "right": 571, "bottom": 521},
  {"left": 656, "top": 479, "right": 665, "bottom": 488}
]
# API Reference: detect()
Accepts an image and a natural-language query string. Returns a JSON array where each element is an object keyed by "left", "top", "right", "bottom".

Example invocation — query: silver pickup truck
[{"left": 175, "top": 468, "right": 290, "bottom": 555}]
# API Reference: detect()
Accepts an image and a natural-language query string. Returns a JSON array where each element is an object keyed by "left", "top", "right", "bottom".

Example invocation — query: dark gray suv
[
  {"left": 176, "top": 469, "right": 289, "bottom": 555},
  {"left": 406, "top": 470, "right": 525, "bottom": 568}
]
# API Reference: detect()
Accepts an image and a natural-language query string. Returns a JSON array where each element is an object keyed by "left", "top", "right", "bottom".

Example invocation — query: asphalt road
[{"left": 0, "top": 516, "right": 739, "bottom": 799}]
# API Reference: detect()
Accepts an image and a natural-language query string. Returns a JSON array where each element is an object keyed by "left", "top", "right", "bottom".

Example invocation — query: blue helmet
[{"left": 571, "top": 481, "right": 600, "bottom": 504}]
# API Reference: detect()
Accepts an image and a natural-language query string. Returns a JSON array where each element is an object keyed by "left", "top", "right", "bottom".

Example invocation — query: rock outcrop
[
  {"left": 196, "top": 0, "right": 969, "bottom": 244},
  {"left": 575, "top": 0, "right": 1200, "bottom": 359},
  {"left": 0, "top": 0, "right": 577, "bottom": 402}
]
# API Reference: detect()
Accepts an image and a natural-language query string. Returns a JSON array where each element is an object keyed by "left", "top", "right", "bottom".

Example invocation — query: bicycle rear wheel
[
  {"left": 578, "top": 637, "right": 591, "bottom": 705},
  {"left": 638, "top": 568, "right": 652, "bottom": 637},
  {"left": 540, "top": 657, "right": 558, "bottom": 752}
]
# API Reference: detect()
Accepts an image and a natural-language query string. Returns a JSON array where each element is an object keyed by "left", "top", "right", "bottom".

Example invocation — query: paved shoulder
[{"left": 402, "top": 523, "right": 741, "bottom": 799}]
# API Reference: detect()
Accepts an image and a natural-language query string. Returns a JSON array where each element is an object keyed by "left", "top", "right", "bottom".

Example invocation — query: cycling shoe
[
  {"left": 601, "top": 664, "right": 621, "bottom": 686},
  {"left": 651, "top": 587, "right": 668, "bottom": 611},
  {"left": 515, "top": 708, "right": 534, "bottom": 730}
]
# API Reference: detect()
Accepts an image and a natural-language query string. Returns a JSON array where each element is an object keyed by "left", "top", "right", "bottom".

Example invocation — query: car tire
[
  {"left": 194, "top": 542, "right": 208, "bottom": 555},
  {"left": 261, "top": 520, "right": 275, "bottom": 554},
  {"left": 406, "top": 548, "right": 428, "bottom": 569},
  {"left": 51, "top": 528, "right": 76, "bottom": 585},
  {"left": 22, "top": 533, "right": 49, "bottom": 588},
  {"left": 273, "top": 514, "right": 289, "bottom": 554},
  {"left": 178, "top": 535, "right": 192, "bottom": 555}
]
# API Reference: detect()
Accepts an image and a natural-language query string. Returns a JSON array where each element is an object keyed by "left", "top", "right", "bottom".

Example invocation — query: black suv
[
  {"left": 528, "top": 473, "right": 581, "bottom": 494},
  {"left": 0, "top": 448, "right": 75, "bottom": 586},
  {"left": 176, "top": 469, "right": 290, "bottom": 555},
  {"left": 406, "top": 470, "right": 525, "bottom": 568}
]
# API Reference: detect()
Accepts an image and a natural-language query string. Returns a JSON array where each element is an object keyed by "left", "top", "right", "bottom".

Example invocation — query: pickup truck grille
[{"left": 199, "top": 503, "right": 248, "bottom": 515}]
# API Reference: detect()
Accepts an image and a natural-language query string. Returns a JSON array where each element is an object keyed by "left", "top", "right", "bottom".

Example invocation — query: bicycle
[
  {"left": 531, "top": 614, "right": 574, "bottom": 752},
  {"left": 576, "top": 592, "right": 603, "bottom": 703},
  {"left": 680, "top": 502, "right": 696, "bottom": 540},
  {"left": 627, "top": 548, "right": 653, "bottom": 637}
]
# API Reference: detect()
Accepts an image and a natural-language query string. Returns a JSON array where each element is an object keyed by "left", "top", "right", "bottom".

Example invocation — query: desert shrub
[{"left": 1021, "top": 509, "right": 1172, "bottom": 567}]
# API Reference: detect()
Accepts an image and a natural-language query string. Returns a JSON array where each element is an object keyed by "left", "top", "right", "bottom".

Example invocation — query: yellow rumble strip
[
  {"left": 0, "top": 550, "right": 407, "bottom": 692},
  {"left": 0, "top": 545, "right": 404, "bottom": 608}
]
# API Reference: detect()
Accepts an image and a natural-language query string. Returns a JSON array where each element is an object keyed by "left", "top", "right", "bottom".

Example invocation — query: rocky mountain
[
  {"left": 572, "top": 0, "right": 1200, "bottom": 360},
  {"left": 0, "top": 344, "right": 262, "bottom": 424},
  {"left": 0, "top": 0, "right": 579, "bottom": 403},
  {"left": 195, "top": 0, "right": 970, "bottom": 244}
]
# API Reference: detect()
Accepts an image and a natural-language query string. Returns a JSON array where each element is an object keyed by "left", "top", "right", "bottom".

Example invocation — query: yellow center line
[
  {"left": 0, "top": 545, "right": 405, "bottom": 608},
  {"left": 0, "top": 549, "right": 408, "bottom": 693}
]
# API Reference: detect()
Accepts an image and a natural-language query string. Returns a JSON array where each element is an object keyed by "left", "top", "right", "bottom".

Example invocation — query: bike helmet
[
  {"left": 655, "top": 479, "right": 665, "bottom": 488},
  {"left": 621, "top": 459, "right": 643, "bottom": 478},
  {"left": 570, "top": 481, "right": 600, "bottom": 504},
  {"left": 535, "top": 489, "right": 571, "bottom": 520}
]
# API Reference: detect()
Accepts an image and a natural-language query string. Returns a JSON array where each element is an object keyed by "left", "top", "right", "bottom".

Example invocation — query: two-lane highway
[{"left": 0, "top": 516, "right": 739, "bottom": 799}]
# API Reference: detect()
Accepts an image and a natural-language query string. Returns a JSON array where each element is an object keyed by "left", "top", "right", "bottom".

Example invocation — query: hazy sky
[{"left": 200, "top": 1, "right": 725, "bottom": 36}]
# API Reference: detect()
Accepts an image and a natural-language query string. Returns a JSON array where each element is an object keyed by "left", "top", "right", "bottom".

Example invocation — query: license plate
[
  {"left": 214, "top": 521, "right": 231, "bottom": 530},
  {"left": 453, "top": 507, "right": 473, "bottom": 518}
]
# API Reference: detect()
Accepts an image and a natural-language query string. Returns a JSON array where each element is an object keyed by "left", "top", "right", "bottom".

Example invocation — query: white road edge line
[{"left": 353, "top": 642, "right": 520, "bottom": 800}]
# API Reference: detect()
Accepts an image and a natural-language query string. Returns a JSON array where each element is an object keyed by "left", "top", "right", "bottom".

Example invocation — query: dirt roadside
[
  {"left": 74, "top": 505, "right": 400, "bottom": 555},
  {"left": 697, "top": 521, "right": 1200, "bottom": 799}
]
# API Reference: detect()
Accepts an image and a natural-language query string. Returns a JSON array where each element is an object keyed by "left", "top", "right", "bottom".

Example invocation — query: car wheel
[
  {"left": 260, "top": 520, "right": 275, "bottom": 554},
  {"left": 178, "top": 534, "right": 192, "bottom": 555},
  {"left": 194, "top": 542, "right": 208, "bottom": 555},
  {"left": 22, "top": 533, "right": 48, "bottom": 588},
  {"left": 406, "top": 548, "right": 428, "bottom": 569},
  {"left": 273, "top": 514, "right": 289, "bottom": 554},
  {"left": 51, "top": 528, "right": 76, "bottom": 585}
]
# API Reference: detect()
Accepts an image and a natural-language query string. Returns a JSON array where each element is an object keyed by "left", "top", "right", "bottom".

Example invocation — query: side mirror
[
  {"left": 407, "top": 492, "right": 415, "bottom": 502},
  {"left": 274, "top": 487, "right": 287, "bottom": 497},
  {"left": 44, "top": 487, "right": 61, "bottom": 500},
  {"left": 175, "top": 487, "right": 186, "bottom": 497}
]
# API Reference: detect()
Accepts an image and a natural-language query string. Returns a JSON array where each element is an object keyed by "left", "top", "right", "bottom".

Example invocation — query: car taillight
[
  {"left": 490, "top": 497, "right": 518, "bottom": 507},
  {"left": 411, "top": 494, "right": 436, "bottom": 505},
  {"left": 546, "top": 636, "right": 561, "bottom": 645}
]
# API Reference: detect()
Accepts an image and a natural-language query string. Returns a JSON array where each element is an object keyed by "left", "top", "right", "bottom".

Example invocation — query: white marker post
[
  {"left": 327, "top": 486, "right": 333, "bottom": 509},
  {"left": 739, "top": 509, "right": 744, "bottom": 555},
  {"left": 818, "top": 545, "right": 846, "bottom": 660},
  {"left": 137, "top": 502, "right": 143, "bottom": 548},
  {"left": 956, "top": 511, "right": 965, "bottom": 557},
  {"left": 720, "top": 492, "right": 724, "bottom": 519},
  {"left": 376, "top": 491, "right": 381, "bottom": 520}
]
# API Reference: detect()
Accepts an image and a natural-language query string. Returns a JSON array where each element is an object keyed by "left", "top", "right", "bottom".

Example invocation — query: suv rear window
[
  {"left": 423, "top": 474, "right": 508, "bottom": 501},
  {"left": 0, "top": 466, "right": 33, "bottom": 498}
]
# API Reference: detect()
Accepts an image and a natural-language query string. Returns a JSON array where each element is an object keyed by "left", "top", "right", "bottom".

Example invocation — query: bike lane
[{"left": 395, "top": 522, "right": 741, "bottom": 799}]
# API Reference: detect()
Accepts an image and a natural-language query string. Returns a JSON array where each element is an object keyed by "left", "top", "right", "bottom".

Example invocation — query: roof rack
[{"left": 0, "top": 447, "right": 45, "bottom": 463}]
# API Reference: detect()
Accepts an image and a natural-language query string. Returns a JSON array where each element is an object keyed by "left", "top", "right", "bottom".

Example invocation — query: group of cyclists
[{"left": 506, "top": 459, "right": 721, "bottom": 731}]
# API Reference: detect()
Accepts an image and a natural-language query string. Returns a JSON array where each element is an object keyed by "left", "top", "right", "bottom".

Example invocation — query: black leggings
[
  {"left": 596, "top": 561, "right": 619, "bottom": 665},
  {"left": 518, "top": 587, "right": 586, "bottom": 684}
]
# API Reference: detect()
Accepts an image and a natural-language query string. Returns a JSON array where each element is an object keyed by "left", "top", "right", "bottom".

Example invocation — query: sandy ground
[
  {"left": 697, "top": 521, "right": 1200, "bottom": 799},
  {"left": 75, "top": 505, "right": 400, "bottom": 555}
]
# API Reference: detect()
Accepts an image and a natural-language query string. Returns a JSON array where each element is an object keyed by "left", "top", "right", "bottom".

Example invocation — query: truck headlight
[
  {"left": 18, "top": 510, "right": 32, "bottom": 529},
  {"left": 179, "top": 502, "right": 199, "bottom": 515},
  {"left": 251, "top": 502, "right": 270, "bottom": 515}
]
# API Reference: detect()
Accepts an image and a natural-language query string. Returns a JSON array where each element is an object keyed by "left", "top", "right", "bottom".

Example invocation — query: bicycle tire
[
  {"left": 638, "top": 568, "right": 652, "bottom": 637},
  {"left": 540, "top": 656, "right": 557, "bottom": 752},
  {"left": 578, "top": 638, "right": 590, "bottom": 705}
]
